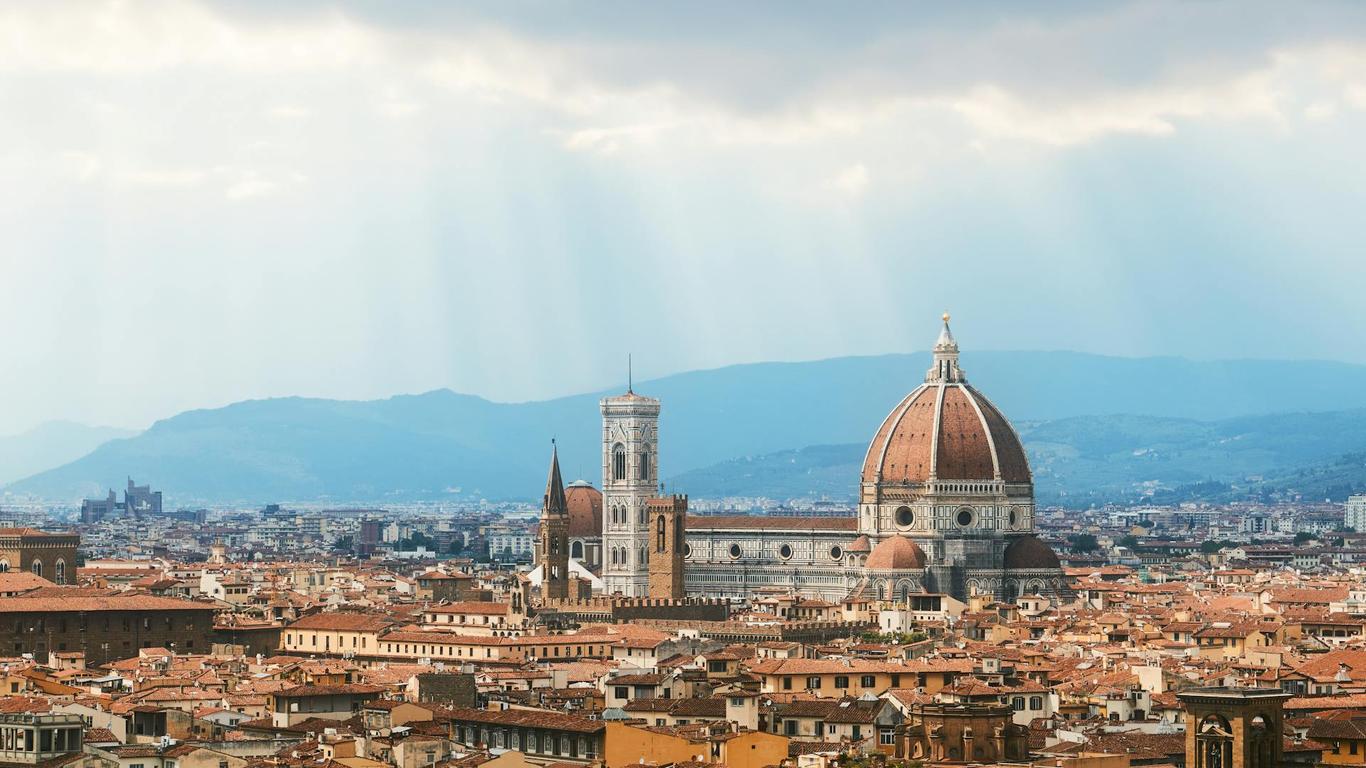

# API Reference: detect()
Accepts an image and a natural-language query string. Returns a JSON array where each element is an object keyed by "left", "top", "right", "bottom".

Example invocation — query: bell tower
[
  {"left": 1177, "top": 687, "right": 1290, "bottom": 768},
  {"left": 538, "top": 443, "right": 570, "bottom": 601},
  {"left": 647, "top": 494, "right": 687, "bottom": 599},
  {"left": 601, "top": 381, "right": 660, "bottom": 597}
]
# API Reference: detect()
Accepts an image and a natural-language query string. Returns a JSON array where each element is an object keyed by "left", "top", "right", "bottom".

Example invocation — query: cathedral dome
[
  {"left": 564, "top": 481, "right": 603, "bottom": 538},
  {"left": 865, "top": 535, "right": 927, "bottom": 570},
  {"left": 861, "top": 315, "right": 1031, "bottom": 487},
  {"left": 1002, "top": 535, "right": 1061, "bottom": 570}
]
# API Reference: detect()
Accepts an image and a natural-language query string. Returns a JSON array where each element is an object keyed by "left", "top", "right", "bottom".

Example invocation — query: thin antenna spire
[{"left": 628, "top": 354, "right": 633, "bottom": 393}]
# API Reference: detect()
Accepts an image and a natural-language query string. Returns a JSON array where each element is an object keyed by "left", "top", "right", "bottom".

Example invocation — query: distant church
[{"left": 536, "top": 315, "right": 1064, "bottom": 603}]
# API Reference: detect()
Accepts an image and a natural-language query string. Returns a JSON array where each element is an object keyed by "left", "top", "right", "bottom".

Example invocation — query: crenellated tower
[{"left": 647, "top": 494, "right": 687, "bottom": 599}]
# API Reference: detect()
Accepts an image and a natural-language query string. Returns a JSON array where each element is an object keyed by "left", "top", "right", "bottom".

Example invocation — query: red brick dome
[
  {"left": 861, "top": 317, "right": 1030, "bottom": 487},
  {"left": 564, "top": 481, "right": 602, "bottom": 538},
  {"left": 1003, "top": 535, "right": 1061, "bottom": 570},
  {"left": 865, "top": 535, "right": 927, "bottom": 570}
]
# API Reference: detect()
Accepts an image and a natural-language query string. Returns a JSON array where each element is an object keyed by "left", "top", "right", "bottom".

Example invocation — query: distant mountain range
[
  {"left": 0, "top": 422, "right": 137, "bottom": 487},
  {"left": 670, "top": 410, "right": 1366, "bottom": 506},
  {"left": 9, "top": 351, "right": 1366, "bottom": 506}
]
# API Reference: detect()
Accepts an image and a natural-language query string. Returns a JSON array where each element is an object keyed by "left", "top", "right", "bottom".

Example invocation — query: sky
[{"left": 4, "top": 1, "right": 1366, "bottom": 434}]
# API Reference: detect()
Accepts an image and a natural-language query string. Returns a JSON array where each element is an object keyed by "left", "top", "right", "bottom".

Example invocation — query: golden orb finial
[{"left": 942, "top": 312, "right": 950, "bottom": 323}]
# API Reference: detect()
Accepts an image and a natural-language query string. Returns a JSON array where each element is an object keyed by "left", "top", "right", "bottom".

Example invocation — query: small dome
[
  {"left": 865, "top": 535, "right": 927, "bottom": 571},
  {"left": 1003, "top": 535, "right": 1061, "bottom": 570},
  {"left": 848, "top": 535, "right": 872, "bottom": 554},
  {"left": 564, "top": 482, "right": 603, "bottom": 538}
]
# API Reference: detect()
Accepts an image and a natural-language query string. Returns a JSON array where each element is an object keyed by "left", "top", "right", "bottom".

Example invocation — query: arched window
[
  {"left": 54, "top": 560, "right": 66, "bottom": 585},
  {"left": 638, "top": 508, "right": 646, "bottom": 525},
  {"left": 0, "top": 560, "right": 9, "bottom": 573},
  {"left": 639, "top": 546, "right": 647, "bottom": 565},
  {"left": 571, "top": 541, "right": 584, "bottom": 559},
  {"left": 613, "top": 445, "right": 626, "bottom": 481},
  {"left": 657, "top": 515, "right": 667, "bottom": 552},
  {"left": 639, "top": 451, "right": 651, "bottom": 481},
  {"left": 31, "top": 560, "right": 42, "bottom": 579}
]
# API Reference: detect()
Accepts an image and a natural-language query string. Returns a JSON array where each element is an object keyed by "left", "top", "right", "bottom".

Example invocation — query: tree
[
  {"left": 332, "top": 535, "right": 354, "bottom": 552},
  {"left": 397, "top": 532, "right": 436, "bottom": 551},
  {"left": 1067, "top": 533, "right": 1099, "bottom": 553},
  {"left": 1200, "top": 539, "right": 1233, "bottom": 554},
  {"left": 1118, "top": 534, "right": 1140, "bottom": 549},
  {"left": 1294, "top": 531, "right": 1317, "bottom": 545}
]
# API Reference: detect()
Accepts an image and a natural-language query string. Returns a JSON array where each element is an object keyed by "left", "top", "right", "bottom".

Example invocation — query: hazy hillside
[
  {"left": 0, "top": 422, "right": 137, "bottom": 487},
  {"left": 11, "top": 351, "right": 1366, "bottom": 504},
  {"left": 669, "top": 410, "right": 1366, "bottom": 507}
]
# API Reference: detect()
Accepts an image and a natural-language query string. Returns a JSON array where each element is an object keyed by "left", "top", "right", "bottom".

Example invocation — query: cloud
[{"left": 831, "top": 163, "right": 869, "bottom": 198}]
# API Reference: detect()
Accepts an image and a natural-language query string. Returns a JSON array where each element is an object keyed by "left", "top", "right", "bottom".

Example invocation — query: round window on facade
[
  {"left": 778, "top": 544, "right": 793, "bottom": 560},
  {"left": 684, "top": 543, "right": 692, "bottom": 559},
  {"left": 895, "top": 506, "right": 914, "bottom": 527},
  {"left": 729, "top": 543, "right": 742, "bottom": 559},
  {"left": 956, "top": 508, "right": 974, "bottom": 527},
  {"left": 830, "top": 545, "right": 843, "bottom": 561},
  {"left": 1008, "top": 508, "right": 1018, "bottom": 527}
]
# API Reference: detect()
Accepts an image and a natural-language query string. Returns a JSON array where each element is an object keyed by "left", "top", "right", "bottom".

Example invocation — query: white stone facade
[{"left": 600, "top": 391, "right": 660, "bottom": 597}]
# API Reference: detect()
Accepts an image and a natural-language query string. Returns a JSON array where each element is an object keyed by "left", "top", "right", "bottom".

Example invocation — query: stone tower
[
  {"left": 647, "top": 494, "right": 687, "bottom": 599},
  {"left": 1177, "top": 687, "right": 1290, "bottom": 768},
  {"left": 601, "top": 384, "right": 660, "bottom": 597},
  {"left": 538, "top": 444, "right": 570, "bottom": 601}
]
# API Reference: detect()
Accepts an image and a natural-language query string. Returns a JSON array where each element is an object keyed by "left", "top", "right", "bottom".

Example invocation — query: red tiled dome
[
  {"left": 865, "top": 535, "right": 927, "bottom": 570},
  {"left": 860, "top": 318, "right": 1030, "bottom": 487},
  {"left": 564, "top": 481, "right": 602, "bottom": 538},
  {"left": 1003, "top": 535, "right": 1061, "bottom": 570}
]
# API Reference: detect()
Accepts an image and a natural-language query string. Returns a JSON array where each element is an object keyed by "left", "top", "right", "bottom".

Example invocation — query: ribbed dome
[
  {"left": 1003, "top": 535, "right": 1061, "bottom": 570},
  {"left": 861, "top": 318, "right": 1030, "bottom": 487},
  {"left": 847, "top": 535, "right": 872, "bottom": 554},
  {"left": 865, "top": 535, "right": 927, "bottom": 570},
  {"left": 564, "top": 481, "right": 602, "bottom": 538}
]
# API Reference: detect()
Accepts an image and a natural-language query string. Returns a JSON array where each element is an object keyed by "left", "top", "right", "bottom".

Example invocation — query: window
[
  {"left": 807, "top": 676, "right": 822, "bottom": 690},
  {"left": 896, "top": 506, "right": 914, "bottom": 526},
  {"left": 1011, "top": 697, "right": 1025, "bottom": 711},
  {"left": 729, "top": 544, "right": 742, "bottom": 559},
  {"left": 829, "top": 546, "right": 843, "bottom": 561},
  {"left": 613, "top": 445, "right": 626, "bottom": 481},
  {"left": 782, "top": 677, "right": 792, "bottom": 690},
  {"left": 956, "top": 508, "right": 974, "bottom": 527},
  {"left": 30, "top": 561, "right": 41, "bottom": 578},
  {"left": 880, "top": 729, "right": 895, "bottom": 746},
  {"left": 778, "top": 544, "right": 793, "bottom": 560},
  {"left": 54, "top": 560, "right": 66, "bottom": 585},
  {"left": 860, "top": 675, "right": 876, "bottom": 688},
  {"left": 639, "top": 452, "right": 650, "bottom": 480},
  {"left": 785, "top": 720, "right": 797, "bottom": 736},
  {"left": 1030, "top": 696, "right": 1043, "bottom": 711},
  {"left": 834, "top": 675, "right": 849, "bottom": 689},
  {"left": 614, "top": 687, "right": 628, "bottom": 699},
  {"left": 657, "top": 515, "right": 667, "bottom": 552}
]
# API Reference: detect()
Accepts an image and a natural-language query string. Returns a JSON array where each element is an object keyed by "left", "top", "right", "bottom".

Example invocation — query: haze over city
[
  {"left": 10, "top": 6, "right": 1366, "bottom": 768},
  {"left": 7, "top": 1, "right": 1366, "bottom": 435}
]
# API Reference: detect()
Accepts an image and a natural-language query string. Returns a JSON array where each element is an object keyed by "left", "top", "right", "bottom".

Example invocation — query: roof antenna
[{"left": 628, "top": 354, "right": 633, "bottom": 394}]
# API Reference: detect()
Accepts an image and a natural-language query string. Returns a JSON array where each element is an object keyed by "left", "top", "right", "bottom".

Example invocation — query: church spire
[
  {"left": 925, "top": 312, "right": 966, "bottom": 384},
  {"left": 544, "top": 441, "right": 567, "bottom": 516}
]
